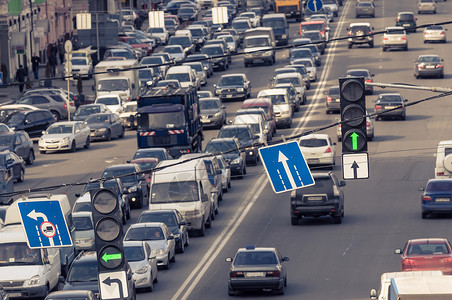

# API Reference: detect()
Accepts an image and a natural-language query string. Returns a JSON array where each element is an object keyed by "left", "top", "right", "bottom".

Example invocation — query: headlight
[
  {"left": 214, "top": 112, "right": 222, "bottom": 117},
  {"left": 152, "top": 248, "right": 166, "bottom": 255},
  {"left": 98, "top": 128, "right": 107, "bottom": 132},
  {"left": 231, "top": 158, "right": 240, "bottom": 164},
  {"left": 245, "top": 146, "right": 255, "bottom": 151},
  {"left": 82, "top": 238, "right": 94, "bottom": 244},
  {"left": 173, "top": 233, "right": 180, "bottom": 239},
  {"left": 135, "top": 265, "right": 149, "bottom": 274},
  {"left": 237, "top": 88, "right": 244, "bottom": 92},
  {"left": 62, "top": 137, "right": 69, "bottom": 142},
  {"left": 185, "top": 210, "right": 201, "bottom": 216},
  {"left": 280, "top": 111, "right": 291, "bottom": 117},
  {"left": 215, "top": 89, "right": 221, "bottom": 94},
  {"left": 282, "top": 34, "right": 287, "bottom": 39},
  {"left": 29, "top": 275, "right": 40, "bottom": 285},
  {"left": 129, "top": 186, "right": 138, "bottom": 193}
]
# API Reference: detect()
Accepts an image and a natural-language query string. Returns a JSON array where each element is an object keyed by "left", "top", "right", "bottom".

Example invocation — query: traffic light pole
[{"left": 366, "top": 82, "right": 452, "bottom": 93}]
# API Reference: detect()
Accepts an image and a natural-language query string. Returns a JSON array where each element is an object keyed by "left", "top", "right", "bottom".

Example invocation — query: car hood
[
  {"left": 86, "top": 123, "right": 108, "bottom": 130},
  {"left": 222, "top": 152, "right": 240, "bottom": 161},
  {"left": 0, "top": 266, "right": 43, "bottom": 281},
  {"left": 143, "top": 240, "right": 168, "bottom": 250},
  {"left": 217, "top": 84, "right": 243, "bottom": 89},
  {"left": 201, "top": 109, "right": 221, "bottom": 115},
  {"left": 0, "top": 146, "right": 13, "bottom": 152},
  {"left": 75, "top": 229, "right": 95, "bottom": 240},
  {"left": 63, "top": 281, "right": 99, "bottom": 292},
  {"left": 128, "top": 260, "right": 148, "bottom": 273},
  {"left": 41, "top": 133, "right": 72, "bottom": 140}
]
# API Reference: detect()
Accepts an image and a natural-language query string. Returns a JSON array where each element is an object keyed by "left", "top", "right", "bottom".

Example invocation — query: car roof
[
  {"left": 379, "top": 93, "right": 402, "bottom": 97},
  {"left": 45, "top": 290, "right": 94, "bottom": 298},
  {"left": 408, "top": 238, "right": 448, "bottom": 244},
  {"left": 275, "top": 73, "right": 301, "bottom": 79},
  {"left": 258, "top": 88, "right": 288, "bottom": 95},
  {"left": 74, "top": 250, "right": 97, "bottom": 262},
  {"left": 220, "top": 73, "right": 246, "bottom": 78},
  {"left": 301, "top": 20, "right": 325, "bottom": 25},
  {"left": 236, "top": 246, "right": 277, "bottom": 252},
  {"left": 300, "top": 133, "right": 330, "bottom": 140},
  {"left": 349, "top": 22, "right": 371, "bottom": 26},
  {"left": 242, "top": 98, "right": 272, "bottom": 105},
  {"left": 128, "top": 222, "right": 166, "bottom": 229},
  {"left": 72, "top": 211, "right": 92, "bottom": 218}
]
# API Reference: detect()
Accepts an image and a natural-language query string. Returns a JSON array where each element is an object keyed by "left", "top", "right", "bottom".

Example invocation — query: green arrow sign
[
  {"left": 102, "top": 252, "right": 122, "bottom": 263},
  {"left": 350, "top": 132, "right": 359, "bottom": 150}
]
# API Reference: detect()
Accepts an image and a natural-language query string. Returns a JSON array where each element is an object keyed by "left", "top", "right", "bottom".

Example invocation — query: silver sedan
[
  {"left": 38, "top": 121, "right": 91, "bottom": 153},
  {"left": 423, "top": 25, "right": 447, "bottom": 43}
]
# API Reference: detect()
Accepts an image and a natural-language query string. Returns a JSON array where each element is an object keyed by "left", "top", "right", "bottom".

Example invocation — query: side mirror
[
  {"left": 92, "top": 85, "right": 95, "bottom": 91},
  {"left": 213, "top": 84, "right": 217, "bottom": 88},
  {"left": 167, "top": 235, "right": 175, "bottom": 240},
  {"left": 419, "top": 187, "right": 425, "bottom": 191},
  {"left": 370, "top": 289, "right": 377, "bottom": 300},
  {"left": 42, "top": 131, "right": 46, "bottom": 135},
  {"left": 221, "top": 105, "right": 226, "bottom": 109},
  {"left": 58, "top": 275, "right": 65, "bottom": 284},
  {"left": 282, "top": 256, "right": 289, "bottom": 261},
  {"left": 339, "top": 181, "right": 346, "bottom": 187},
  {"left": 332, "top": 142, "right": 336, "bottom": 146},
  {"left": 149, "top": 254, "right": 157, "bottom": 260},
  {"left": 394, "top": 248, "right": 402, "bottom": 254},
  {"left": 228, "top": 120, "right": 233, "bottom": 124},
  {"left": 75, "top": 193, "right": 81, "bottom": 197},
  {"left": 404, "top": 99, "right": 408, "bottom": 102},
  {"left": 225, "top": 257, "right": 232, "bottom": 262},
  {"left": 179, "top": 221, "right": 186, "bottom": 226}
]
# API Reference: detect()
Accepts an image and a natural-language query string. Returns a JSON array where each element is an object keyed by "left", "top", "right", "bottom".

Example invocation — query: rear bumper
[{"left": 229, "top": 277, "right": 284, "bottom": 291}]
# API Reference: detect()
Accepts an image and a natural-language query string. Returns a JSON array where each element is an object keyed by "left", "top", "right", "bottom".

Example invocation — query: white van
[
  {"left": 150, "top": 159, "right": 213, "bottom": 236},
  {"left": 4, "top": 194, "right": 76, "bottom": 277},
  {"left": 257, "top": 88, "right": 292, "bottom": 128},
  {"left": 165, "top": 66, "right": 199, "bottom": 89},
  {"left": 435, "top": 140, "right": 452, "bottom": 178},
  {"left": 0, "top": 225, "right": 61, "bottom": 298},
  {"left": 233, "top": 114, "right": 268, "bottom": 145}
]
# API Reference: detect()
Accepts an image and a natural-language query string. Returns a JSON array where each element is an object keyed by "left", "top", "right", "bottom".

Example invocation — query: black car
[
  {"left": 205, "top": 137, "right": 246, "bottom": 177},
  {"left": 290, "top": 171, "right": 345, "bottom": 225},
  {"left": 177, "top": 6, "right": 197, "bottom": 21},
  {"left": 0, "top": 151, "right": 26, "bottom": 183},
  {"left": 186, "top": 54, "right": 214, "bottom": 77},
  {"left": 396, "top": 12, "right": 417, "bottom": 33},
  {"left": 133, "top": 148, "right": 172, "bottom": 161},
  {"left": 3, "top": 110, "right": 55, "bottom": 138},
  {"left": 137, "top": 209, "right": 189, "bottom": 253},
  {"left": 199, "top": 98, "right": 227, "bottom": 129},
  {"left": 201, "top": 45, "right": 229, "bottom": 71},
  {"left": 61, "top": 251, "right": 136, "bottom": 300},
  {"left": 45, "top": 290, "right": 97, "bottom": 300},
  {"left": 0, "top": 131, "right": 34, "bottom": 165},
  {"left": 214, "top": 74, "right": 251, "bottom": 101},
  {"left": 84, "top": 113, "right": 125, "bottom": 141},
  {"left": 218, "top": 125, "right": 259, "bottom": 165},
  {"left": 101, "top": 164, "right": 149, "bottom": 209},
  {"left": 374, "top": 93, "right": 408, "bottom": 120}
]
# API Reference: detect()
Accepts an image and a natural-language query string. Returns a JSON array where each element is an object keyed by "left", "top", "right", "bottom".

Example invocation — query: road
[{"left": 12, "top": 0, "right": 452, "bottom": 299}]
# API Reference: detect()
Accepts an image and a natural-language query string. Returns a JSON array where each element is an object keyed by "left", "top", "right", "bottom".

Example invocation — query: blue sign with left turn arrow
[
  {"left": 18, "top": 200, "right": 73, "bottom": 249},
  {"left": 259, "top": 141, "right": 315, "bottom": 194}
]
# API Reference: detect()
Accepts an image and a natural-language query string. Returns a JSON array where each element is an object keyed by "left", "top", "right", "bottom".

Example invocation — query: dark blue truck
[{"left": 136, "top": 86, "right": 203, "bottom": 158}]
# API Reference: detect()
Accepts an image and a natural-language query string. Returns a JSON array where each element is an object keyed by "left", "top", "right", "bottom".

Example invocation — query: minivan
[
  {"left": 241, "top": 98, "right": 276, "bottom": 137},
  {"left": 165, "top": 65, "right": 199, "bottom": 89},
  {"left": 262, "top": 13, "right": 289, "bottom": 45},
  {"left": 257, "top": 89, "right": 292, "bottom": 128}
]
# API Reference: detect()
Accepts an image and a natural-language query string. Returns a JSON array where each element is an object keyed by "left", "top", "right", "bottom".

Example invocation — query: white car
[
  {"left": 435, "top": 141, "right": 452, "bottom": 178},
  {"left": 72, "top": 211, "right": 95, "bottom": 251},
  {"left": 38, "top": 121, "right": 91, "bottom": 154},
  {"left": 162, "top": 45, "right": 186, "bottom": 62},
  {"left": 218, "top": 34, "right": 237, "bottom": 53},
  {"left": 95, "top": 95, "right": 123, "bottom": 115},
  {"left": 123, "top": 241, "right": 159, "bottom": 291},
  {"left": 146, "top": 27, "right": 169, "bottom": 45},
  {"left": 124, "top": 222, "right": 176, "bottom": 270},
  {"left": 292, "top": 58, "right": 317, "bottom": 82},
  {"left": 217, "top": 155, "right": 231, "bottom": 193},
  {"left": 299, "top": 134, "right": 336, "bottom": 168},
  {"left": 382, "top": 27, "right": 408, "bottom": 51},
  {"left": 323, "top": 0, "right": 339, "bottom": 16},
  {"left": 233, "top": 114, "right": 268, "bottom": 144},
  {"left": 119, "top": 101, "right": 137, "bottom": 128},
  {"left": 68, "top": 57, "right": 93, "bottom": 79},
  {"left": 239, "top": 12, "right": 260, "bottom": 27},
  {"left": 423, "top": 25, "right": 447, "bottom": 43}
]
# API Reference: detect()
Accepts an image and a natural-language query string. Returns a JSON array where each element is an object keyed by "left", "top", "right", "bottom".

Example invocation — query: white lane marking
[
  {"left": 172, "top": 174, "right": 267, "bottom": 300},
  {"left": 172, "top": 3, "right": 354, "bottom": 299},
  {"left": 35, "top": 224, "right": 43, "bottom": 247}
]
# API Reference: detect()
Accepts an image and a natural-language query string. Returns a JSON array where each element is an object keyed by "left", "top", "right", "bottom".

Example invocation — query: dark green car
[{"left": 396, "top": 12, "right": 417, "bottom": 33}]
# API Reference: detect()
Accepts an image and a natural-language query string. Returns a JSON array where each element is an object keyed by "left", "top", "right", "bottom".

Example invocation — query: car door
[
  {"left": 73, "top": 123, "right": 83, "bottom": 147},
  {"left": 112, "top": 114, "right": 123, "bottom": 137},
  {"left": 6, "top": 153, "right": 19, "bottom": 179},
  {"left": 14, "top": 133, "right": 26, "bottom": 160},
  {"left": 23, "top": 112, "right": 39, "bottom": 138},
  {"left": 163, "top": 225, "right": 175, "bottom": 257},
  {"left": 136, "top": 166, "right": 149, "bottom": 204}
]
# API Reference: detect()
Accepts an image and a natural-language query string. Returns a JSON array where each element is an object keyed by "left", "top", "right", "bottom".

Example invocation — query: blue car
[{"left": 421, "top": 179, "right": 452, "bottom": 219}]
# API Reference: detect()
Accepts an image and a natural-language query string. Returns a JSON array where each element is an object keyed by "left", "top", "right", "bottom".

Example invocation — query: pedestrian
[
  {"left": 31, "top": 54, "right": 41, "bottom": 79},
  {"left": 134, "top": 17, "right": 143, "bottom": 30},
  {"left": 49, "top": 51, "right": 57, "bottom": 77},
  {"left": 15, "top": 65, "right": 26, "bottom": 92},
  {"left": 58, "top": 42, "right": 65, "bottom": 65}
]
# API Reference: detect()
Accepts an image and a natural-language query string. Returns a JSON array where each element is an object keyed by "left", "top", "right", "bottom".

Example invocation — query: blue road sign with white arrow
[
  {"left": 307, "top": 0, "right": 323, "bottom": 12},
  {"left": 259, "top": 141, "right": 315, "bottom": 194},
  {"left": 18, "top": 200, "right": 73, "bottom": 249}
]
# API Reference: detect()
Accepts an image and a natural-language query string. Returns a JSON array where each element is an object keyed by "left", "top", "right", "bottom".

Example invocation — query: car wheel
[
  {"left": 291, "top": 217, "right": 299, "bottom": 225},
  {"left": 170, "top": 252, "right": 176, "bottom": 263},
  {"left": 51, "top": 111, "right": 60, "bottom": 121},
  {"left": 228, "top": 180, "right": 231, "bottom": 188},
  {"left": 440, "top": 72, "right": 444, "bottom": 79},
  {"left": 163, "top": 255, "right": 170, "bottom": 269},
  {"left": 415, "top": 74, "right": 420, "bottom": 79},
  {"left": 275, "top": 284, "right": 285, "bottom": 295},
  {"left": 185, "top": 233, "right": 190, "bottom": 247},
  {"left": 369, "top": 42, "right": 374, "bottom": 48},
  {"left": 205, "top": 212, "right": 212, "bottom": 229},
  {"left": 198, "top": 219, "right": 205, "bottom": 236},
  {"left": 84, "top": 137, "right": 90, "bottom": 149},
  {"left": 106, "top": 130, "right": 111, "bottom": 141},
  {"left": 17, "top": 168, "right": 25, "bottom": 182},
  {"left": 333, "top": 215, "right": 342, "bottom": 224},
  {"left": 244, "top": 62, "right": 248, "bottom": 68},
  {"left": 348, "top": 43, "right": 352, "bottom": 49},
  {"left": 119, "top": 127, "right": 125, "bottom": 138},
  {"left": 122, "top": 209, "right": 127, "bottom": 225},
  {"left": 422, "top": 212, "right": 428, "bottom": 219},
  {"left": 228, "top": 287, "right": 236, "bottom": 296},
  {"left": 40, "top": 150, "right": 46, "bottom": 154},
  {"left": 401, "top": 113, "right": 406, "bottom": 120},
  {"left": 404, "top": 46, "right": 408, "bottom": 51},
  {"left": 147, "top": 273, "right": 154, "bottom": 292},
  {"left": 70, "top": 140, "right": 76, "bottom": 152},
  {"left": 382, "top": 47, "right": 387, "bottom": 52},
  {"left": 26, "top": 151, "right": 34, "bottom": 165}
]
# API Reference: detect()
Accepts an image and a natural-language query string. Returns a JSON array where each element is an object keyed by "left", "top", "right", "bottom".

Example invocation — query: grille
[
  {"left": 278, "top": 5, "right": 297, "bottom": 12},
  {"left": 0, "top": 281, "right": 24, "bottom": 287}
]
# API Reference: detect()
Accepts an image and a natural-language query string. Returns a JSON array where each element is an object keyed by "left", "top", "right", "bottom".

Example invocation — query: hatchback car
[
  {"left": 299, "top": 134, "right": 336, "bottom": 168},
  {"left": 324, "top": 86, "right": 340, "bottom": 114},
  {"left": 382, "top": 27, "right": 408, "bottom": 51},
  {"left": 162, "top": 45, "right": 186, "bottom": 62},
  {"left": 214, "top": 74, "right": 251, "bottom": 101},
  {"left": 226, "top": 245, "right": 289, "bottom": 296},
  {"left": 420, "top": 179, "right": 452, "bottom": 218},
  {"left": 123, "top": 241, "right": 159, "bottom": 291},
  {"left": 374, "top": 93, "right": 408, "bottom": 120},
  {"left": 292, "top": 58, "right": 317, "bottom": 82},
  {"left": 337, "top": 113, "right": 374, "bottom": 141},
  {"left": 216, "top": 155, "right": 232, "bottom": 192},
  {"left": 356, "top": 2, "right": 375, "bottom": 18},
  {"left": 346, "top": 68, "right": 374, "bottom": 94},
  {"left": 137, "top": 209, "right": 189, "bottom": 253},
  {"left": 396, "top": 12, "right": 417, "bottom": 33},
  {"left": 290, "top": 171, "right": 345, "bottom": 224},
  {"left": 199, "top": 98, "right": 226, "bottom": 129},
  {"left": 0, "top": 131, "right": 34, "bottom": 165},
  {"left": 423, "top": 25, "right": 447, "bottom": 43},
  {"left": 414, "top": 55, "right": 444, "bottom": 79},
  {"left": 16, "top": 94, "right": 69, "bottom": 121},
  {"left": 38, "top": 121, "right": 91, "bottom": 153},
  {"left": 395, "top": 238, "right": 452, "bottom": 274},
  {"left": 418, "top": 0, "right": 436, "bottom": 14},
  {"left": 124, "top": 222, "right": 176, "bottom": 270},
  {"left": 84, "top": 113, "right": 125, "bottom": 141}
]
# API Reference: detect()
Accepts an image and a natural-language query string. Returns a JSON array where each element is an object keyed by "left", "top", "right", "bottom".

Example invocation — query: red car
[
  {"left": 119, "top": 36, "right": 153, "bottom": 55},
  {"left": 395, "top": 238, "right": 452, "bottom": 275},
  {"left": 129, "top": 157, "right": 159, "bottom": 185}
]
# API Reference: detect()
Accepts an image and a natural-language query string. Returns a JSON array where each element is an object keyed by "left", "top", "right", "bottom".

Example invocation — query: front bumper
[
  {"left": 305, "top": 156, "right": 334, "bottom": 166},
  {"left": 133, "top": 272, "right": 152, "bottom": 289},
  {"left": 200, "top": 115, "right": 223, "bottom": 127},
  {"left": 4, "top": 285, "right": 48, "bottom": 298},
  {"left": 275, "top": 115, "right": 291, "bottom": 127},
  {"left": 39, "top": 139, "right": 71, "bottom": 151},
  {"left": 218, "top": 92, "right": 247, "bottom": 100},
  {"left": 90, "top": 130, "right": 109, "bottom": 141},
  {"left": 185, "top": 213, "right": 204, "bottom": 231}
]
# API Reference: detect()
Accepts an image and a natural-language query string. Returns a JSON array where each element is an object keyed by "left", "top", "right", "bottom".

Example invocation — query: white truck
[
  {"left": 243, "top": 27, "right": 276, "bottom": 67},
  {"left": 149, "top": 158, "right": 213, "bottom": 237},
  {"left": 93, "top": 59, "right": 140, "bottom": 102}
]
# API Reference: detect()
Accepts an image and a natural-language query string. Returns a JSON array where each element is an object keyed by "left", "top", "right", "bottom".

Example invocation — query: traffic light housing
[
  {"left": 340, "top": 76, "right": 367, "bottom": 153},
  {"left": 90, "top": 188, "right": 126, "bottom": 274}
]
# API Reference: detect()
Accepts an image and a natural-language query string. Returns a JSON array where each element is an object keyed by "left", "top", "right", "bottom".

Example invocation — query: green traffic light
[
  {"left": 102, "top": 252, "right": 122, "bottom": 263},
  {"left": 350, "top": 132, "right": 359, "bottom": 150}
]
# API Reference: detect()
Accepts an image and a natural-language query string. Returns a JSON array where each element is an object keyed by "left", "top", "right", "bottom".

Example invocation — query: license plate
[
  {"left": 436, "top": 198, "right": 450, "bottom": 202},
  {"left": 8, "top": 293, "right": 22, "bottom": 297},
  {"left": 403, "top": 24, "right": 410, "bottom": 27},
  {"left": 426, "top": 65, "right": 435, "bottom": 69},
  {"left": 307, "top": 196, "right": 323, "bottom": 201},
  {"left": 200, "top": 119, "right": 210, "bottom": 123},
  {"left": 307, "top": 159, "right": 319, "bottom": 164},
  {"left": 245, "top": 272, "right": 265, "bottom": 278},
  {"left": 226, "top": 94, "right": 233, "bottom": 98},
  {"left": 385, "top": 106, "right": 395, "bottom": 109}
]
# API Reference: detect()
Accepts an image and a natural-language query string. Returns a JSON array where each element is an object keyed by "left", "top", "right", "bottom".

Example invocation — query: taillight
[
  {"left": 402, "top": 37, "right": 407, "bottom": 40},
  {"left": 230, "top": 271, "right": 244, "bottom": 278},
  {"left": 70, "top": 102, "right": 74, "bottom": 107},
  {"left": 64, "top": 103, "right": 67, "bottom": 109},
  {"left": 324, "top": 147, "right": 331, "bottom": 153},
  {"left": 437, "top": 172, "right": 445, "bottom": 176},
  {"left": 422, "top": 195, "right": 433, "bottom": 201},
  {"left": 266, "top": 271, "right": 281, "bottom": 277},
  {"left": 418, "top": 64, "right": 425, "bottom": 69},
  {"left": 347, "top": 31, "right": 351, "bottom": 36},
  {"left": 375, "top": 105, "right": 381, "bottom": 110},
  {"left": 441, "top": 32, "right": 446, "bottom": 35},
  {"left": 365, "top": 79, "right": 371, "bottom": 83},
  {"left": 383, "top": 37, "right": 388, "bottom": 40},
  {"left": 436, "top": 64, "right": 443, "bottom": 69},
  {"left": 326, "top": 96, "right": 332, "bottom": 102},
  {"left": 366, "top": 121, "right": 370, "bottom": 127},
  {"left": 404, "top": 259, "right": 416, "bottom": 265},
  {"left": 397, "top": 18, "right": 400, "bottom": 22},
  {"left": 442, "top": 258, "right": 452, "bottom": 263}
]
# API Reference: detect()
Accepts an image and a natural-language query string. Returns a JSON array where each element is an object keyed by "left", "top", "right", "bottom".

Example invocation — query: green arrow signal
[
  {"left": 350, "top": 132, "right": 359, "bottom": 150},
  {"left": 102, "top": 252, "right": 122, "bottom": 263}
]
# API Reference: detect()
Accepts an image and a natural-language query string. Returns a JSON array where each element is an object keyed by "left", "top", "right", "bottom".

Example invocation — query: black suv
[
  {"left": 218, "top": 125, "right": 259, "bottom": 165},
  {"left": 214, "top": 74, "right": 251, "bottom": 101},
  {"left": 201, "top": 44, "right": 229, "bottom": 71},
  {"left": 0, "top": 131, "right": 35, "bottom": 165},
  {"left": 290, "top": 172, "right": 346, "bottom": 225},
  {"left": 347, "top": 23, "right": 374, "bottom": 48},
  {"left": 204, "top": 137, "right": 246, "bottom": 177},
  {"left": 3, "top": 110, "right": 55, "bottom": 138}
]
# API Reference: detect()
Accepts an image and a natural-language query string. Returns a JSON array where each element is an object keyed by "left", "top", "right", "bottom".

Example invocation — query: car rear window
[
  {"left": 379, "top": 95, "right": 402, "bottom": 102},
  {"left": 351, "top": 26, "right": 370, "bottom": 34},
  {"left": 329, "top": 87, "right": 340, "bottom": 95},
  {"left": 398, "top": 13, "right": 414, "bottom": 21},
  {"left": 234, "top": 251, "right": 277, "bottom": 265},
  {"left": 426, "top": 181, "right": 452, "bottom": 192},
  {"left": 347, "top": 70, "right": 369, "bottom": 77},
  {"left": 299, "top": 138, "right": 328, "bottom": 147},
  {"left": 407, "top": 243, "right": 450, "bottom": 255}
]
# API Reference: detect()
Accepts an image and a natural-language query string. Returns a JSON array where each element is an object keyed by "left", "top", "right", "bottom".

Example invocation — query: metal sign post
[{"left": 64, "top": 40, "right": 73, "bottom": 121}]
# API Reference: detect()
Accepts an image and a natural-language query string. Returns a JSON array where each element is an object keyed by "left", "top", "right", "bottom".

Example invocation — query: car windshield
[
  {"left": 0, "top": 243, "right": 42, "bottom": 266},
  {"left": 141, "top": 57, "right": 162, "bottom": 65},
  {"left": 302, "top": 23, "right": 324, "bottom": 32},
  {"left": 399, "top": 13, "right": 414, "bottom": 21},
  {"left": 187, "top": 64, "right": 203, "bottom": 72},
  {"left": 138, "top": 212, "right": 178, "bottom": 226},
  {"left": 102, "top": 168, "right": 137, "bottom": 183},
  {"left": 276, "top": 78, "right": 300, "bottom": 86},
  {"left": 3, "top": 112, "right": 25, "bottom": 124},
  {"left": 201, "top": 47, "right": 222, "bottom": 56},
  {"left": 358, "top": 2, "right": 372, "bottom": 7},
  {"left": 262, "top": 19, "right": 285, "bottom": 28},
  {"left": 71, "top": 59, "right": 87, "bottom": 65},
  {"left": 139, "top": 70, "right": 153, "bottom": 79},
  {"left": 85, "top": 114, "right": 110, "bottom": 124},
  {"left": 351, "top": 26, "right": 370, "bottom": 34},
  {"left": 302, "top": 32, "right": 321, "bottom": 40},
  {"left": 156, "top": 80, "right": 180, "bottom": 88},
  {"left": 125, "top": 227, "right": 165, "bottom": 241},
  {"left": 386, "top": 28, "right": 405, "bottom": 34},
  {"left": 264, "top": 94, "right": 286, "bottom": 105},
  {"left": 75, "top": 106, "right": 101, "bottom": 116},
  {"left": 245, "top": 37, "right": 270, "bottom": 47},
  {"left": 133, "top": 150, "right": 166, "bottom": 161},
  {"left": 299, "top": 138, "right": 328, "bottom": 147},
  {"left": 407, "top": 243, "right": 450, "bottom": 256},
  {"left": 97, "top": 97, "right": 120, "bottom": 106},
  {"left": 379, "top": 95, "right": 402, "bottom": 102},
  {"left": 200, "top": 100, "right": 220, "bottom": 110},
  {"left": 73, "top": 216, "right": 93, "bottom": 231},
  {"left": 164, "top": 47, "right": 182, "bottom": 54},
  {"left": 232, "top": 21, "right": 250, "bottom": 30},
  {"left": 426, "top": 181, "right": 452, "bottom": 192},
  {"left": 426, "top": 25, "right": 443, "bottom": 30},
  {"left": 295, "top": 60, "right": 313, "bottom": 68},
  {"left": 124, "top": 246, "right": 146, "bottom": 262},
  {"left": 73, "top": 202, "right": 91, "bottom": 212},
  {"left": 218, "top": 76, "right": 243, "bottom": 86},
  {"left": 169, "top": 37, "right": 190, "bottom": 46},
  {"left": 147, "top": 27, "right": 164, "bottom": 33},
  {"left": 134, "top": 160, "right": 158, "bottom": 171},
  {"left": 233, "top": 251, "right": 277, "bottom": 265},
  {"left": 418, "top": 56, "right": 440, "bottom": 63},
  {"left": 151, "top": 181, "right": 198, "bottom": 203},
  {"left": 46, "top": 125, "right": 73, "bottom": 134},
  {"left": 124, "top": 104, "right": 137, "bottom": 113},
  {"left": 97, "top": 79, "right": 128, "bottom": 91},
  {"left": 218, "top": 128, "right": 252, "bottom": 140},
  {"left": 179, "top": 8, "right": 194, "bottom": 13},
  {"left": 0, "top": 135, "right": 13, "bottom": 146},
  {"left": 166, "top": 73, "right": 190, "bottom": 82},
  {"left": 205, "top": 141, "right": 238, "bottom": 154},
  {"left": 67, "top": 261, "right": 98, "bottom": 282}
]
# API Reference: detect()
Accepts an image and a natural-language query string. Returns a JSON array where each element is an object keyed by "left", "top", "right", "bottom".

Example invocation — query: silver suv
[
  {"left": 347, "top": 23, "right": 374, "bottom": 48},
  {"left": 382, "top": 27, "right": 408, "bottom": 51}
]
